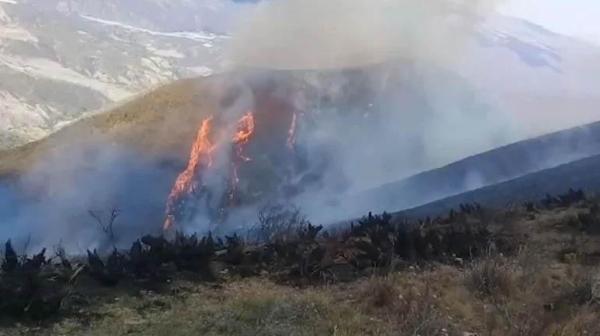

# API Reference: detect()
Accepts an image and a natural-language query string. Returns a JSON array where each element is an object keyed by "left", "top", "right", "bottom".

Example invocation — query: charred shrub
[
  {"left": 346, "top": 212, "right": 396, "bottom": 269},
  {"left": 345, "top": 210, "right": 493, "bottom": 269},
  {"left": 0, "top": 241, "right": 77, "bottom": 320},
  {"left": 575, "top": 203, "right": 600, "bottom": 235},
  {"left": 86, "top": 249, "right": 125, "bottom": 287},
  {"left": 541, "top": 189, "right": 586, "bottom": 209},
  {"left": 254, "top": 203, "right": 310, "bottom": 244},
  {"left": 171, "top": 232, "right": 216, "bottom": 273},
  {"left": 86, "top": 233, "right": 218, "bottom": 286}
]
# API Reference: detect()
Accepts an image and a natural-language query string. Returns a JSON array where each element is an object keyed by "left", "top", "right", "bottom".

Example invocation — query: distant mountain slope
[
  {"left": 465, "top": 15, "right": 600, "bottom": 135},
  {"left": 0, "top": 76, "right": 216, "bottom": 176},
  {"left": 0, "top": 61, "right": 518, "bottom": 245},
  {"left": 0, "top": 0, "right": 235, "bottom": 149},
  {"left": 0, "top": 0, "right": 599, "bottom": 151},
  {"left": 351, "top": 121, "right": 600, "bottom": 218},
  {"left": 401, "top": 153, "right": 600, "bottom": 219}
]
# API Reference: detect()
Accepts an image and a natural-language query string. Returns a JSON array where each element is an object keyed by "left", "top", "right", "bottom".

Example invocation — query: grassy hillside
[
  {"left": 353, "top": 120, "right": 600, "bottom": 217},
  {"left": 2, "top": 194, "right": 600, "bottom": 335},
  {"left": 401, "top": 153, "right": 600, "bottom": 219},
  {"left": 0, "top": 77, "right": 219, "bottom": 176}
]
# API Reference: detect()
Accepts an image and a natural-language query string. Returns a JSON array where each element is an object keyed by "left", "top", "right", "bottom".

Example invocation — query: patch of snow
[
  {"left": 188, "top": 66, "right": 213, "bottom": 77},
  {"left": 0, "top": 4, "right": 10, "bottom": 23},
  {"left": 0, "top": 90, "right": 47, "bottom": 131},
  {"left": 80, "top": 15, "right": 229, "bottom": 42},
  {"left": 0, "top": 55, "right": 132, "bottom": 101},
  {"left": 0, "top": 26, "right": 38, "bottom": 43},
  {"left": 147, "top": 46, "right": 185, "bottom": 59},
  {"left": 0, "top": 0, "right": 17, "bottom": 5}
]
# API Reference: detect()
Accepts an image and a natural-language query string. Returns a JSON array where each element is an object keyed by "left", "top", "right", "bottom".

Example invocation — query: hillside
[
  {"left": 350, "top": 121, "right": 600, "bottom": 218},
  {"left": 1, "top": 0, "right": 600, "bottom": 149},
  {"left": 401, "top": 153, "right": 600, "bottom": 219},
  {"left": 0, "top": 77, "right": 218, "bottom": 176},
  {"left": 1, "top": 189, "right": 600, "bottom": 335},
  {"left": 0, "top": 0, "right": 236, "bottom": 149},
  {"left": 1, "top": 59, "right": 599, "bottom": 246},
  {"left": 0, "top": 61, "right": 522, "bottom": 248}
]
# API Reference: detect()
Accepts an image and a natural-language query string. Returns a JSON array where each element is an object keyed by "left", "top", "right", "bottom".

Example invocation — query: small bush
[
  {"left": 396, "top": 282, "right": 456, "bottom": 336},
  {"left": 557, "top": 268, "right": 595, "bottom": 306},
  {"left": 361, "top": 276, "right": 399, "bottom": 309},
  {"left": 466, "top": 255, "right": 514, "bottom": 299},
  {"left": 254, "top": 203, "right": 310, "bottom": 244}
]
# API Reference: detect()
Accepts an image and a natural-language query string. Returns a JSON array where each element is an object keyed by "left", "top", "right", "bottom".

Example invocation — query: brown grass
[
  {"left": 466, "top": 255, "right": 515, "bottom": 299},
  {"left": 2, "top": 178, "right": 600, "bottom": 336},
  {"left": 0, "top": 76, "right": 220, "bottom": 176}
]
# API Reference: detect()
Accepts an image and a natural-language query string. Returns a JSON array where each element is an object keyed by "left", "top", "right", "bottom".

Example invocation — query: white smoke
[{"left": 227, "top": 0, "right": 503, "bottom": 70}]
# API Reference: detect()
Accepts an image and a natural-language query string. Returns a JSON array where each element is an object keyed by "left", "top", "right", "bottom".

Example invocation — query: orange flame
[
  {"left": 164, "top": 112, "right": 257, "bottom": 230},
  {"left": 230, "top": 111, "right": 256, "bottom": 197},
  {"left": 233, "top": 111, "right": 256, "bottom": 145},
  {"left": 231, "top": 111, "right": 255, "bottom": 163},
  {"left": 164, "top": 116, "right": 215, "bottom": 230}
]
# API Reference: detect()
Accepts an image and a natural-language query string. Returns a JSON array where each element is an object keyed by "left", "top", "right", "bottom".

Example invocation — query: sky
[{"left": 499, "top": 0, "right": 600, "bottom": 45}]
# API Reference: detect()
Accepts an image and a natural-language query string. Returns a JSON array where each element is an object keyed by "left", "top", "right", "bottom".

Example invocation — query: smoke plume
[
  {"left": 227, "top": 0, "right": 503, "bottom": 70},
  {"left": 0, "top": 0, "right": 538, "bottom": 250}
]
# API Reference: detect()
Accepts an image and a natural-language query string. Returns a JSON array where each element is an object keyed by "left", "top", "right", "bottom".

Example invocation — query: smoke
[
  {"left": 1, "top": 0, "right": 573, "bottom": 249},
  {"left": 0, "top": 139, "right": 174, "bottom": 253},
  {"left": 227, "top": 0, "right": 503, "bottom": 70},
  {"left": 215, "top": 0, "right": 517, "bottom": 225},
  {"left": 221, "top": 0, "right": 515, "bottom": 188},
  {"left": 223, "top": 0, "right": 512, "bottom": 182}
]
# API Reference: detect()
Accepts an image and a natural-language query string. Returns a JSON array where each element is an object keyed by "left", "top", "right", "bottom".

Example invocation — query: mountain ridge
[
  {"left": 1, "top": 2, "right": 600, "bottom": 149},
  {"left": 351, "top": 119, "right": 600, "bottom": 216}
]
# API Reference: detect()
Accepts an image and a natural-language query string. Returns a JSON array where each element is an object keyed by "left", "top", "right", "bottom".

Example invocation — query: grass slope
[
  {"left": 401, "top": 153, "right": 600, "bottom": 218},
  {"left": 0, "top": 77, "right": 218, "bottom": 176},
  {"left": 3, "top": 199, "right": 600, "bottom": 335},
  {"left": 354, "top": 120, "right": 600, "bottom": 216}
]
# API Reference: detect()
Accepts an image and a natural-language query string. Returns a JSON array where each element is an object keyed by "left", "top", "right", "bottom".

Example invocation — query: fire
[
  {"left": 233, "top": 111, "right": 256, "bottom": 162},
  {"left": 164, "top": 116, "right": 216, "bottom": 230},
  {"left": 163, "top": 104, "right": 309, "bottom": 232},
  {"left": 229, "top": 111, "right": 256, "bottom": 203},
  {"left": 164, "top": 111, "right": 257, "bottom": 230},
  {"left": 233, "top": 112, "right": 256, "bottom": 146}
]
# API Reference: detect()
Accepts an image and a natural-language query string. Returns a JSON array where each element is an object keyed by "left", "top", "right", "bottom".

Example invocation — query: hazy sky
[{"left": 500, "top": 0, "right": 600, "bottom": 45}]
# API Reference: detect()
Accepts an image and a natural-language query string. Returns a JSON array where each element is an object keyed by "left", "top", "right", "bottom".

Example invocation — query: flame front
[
  {"left": 164, "top": 112, "right": 257, "bottom": 230},
  {"left": 233, "top": 112, "right": 255, "bottom": 146},
  {"left": 233, "top": 111, "right": 256, "bottom": 163},
  {"left": 230, "top": 111, "right": 256, "bottom": 201},
  {"left": 164, "top": 116, "right": 215, "bottom": 230}
]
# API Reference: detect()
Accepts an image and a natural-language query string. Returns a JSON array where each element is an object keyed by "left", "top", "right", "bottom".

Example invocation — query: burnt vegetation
[
  {"left": 0, "top": 241, "right": 83, "bottom": 320},
  {"left": 0, "top": 189, "right": 597, "bottom": 325}
]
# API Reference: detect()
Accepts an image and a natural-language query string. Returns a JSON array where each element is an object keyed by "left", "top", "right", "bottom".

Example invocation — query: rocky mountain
[
  {"left": 0, "top": 0, "right": 599, "bottom": 152},
  {"left": 465, "top": 15, "right": 600, "bottom": 137},
  {"left": 0, "top": 0, "right": 247, "bottom": 149}
]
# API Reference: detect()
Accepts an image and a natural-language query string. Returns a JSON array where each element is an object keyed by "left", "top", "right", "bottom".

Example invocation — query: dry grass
[
  {"left": 1, "top": 259, "right": 598, "bottom": 336},
  {"left": 466, "top": 255, "right": 515, "bottom": 299},
  {"left": 1, "top": 191, "right": 600, "bottom": 335},
  {"left": 1, "top": 279, "right": 383, "bottom": 336},
  {"left": 0, "top": 76, "right": 219, "bottom": 176}
]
